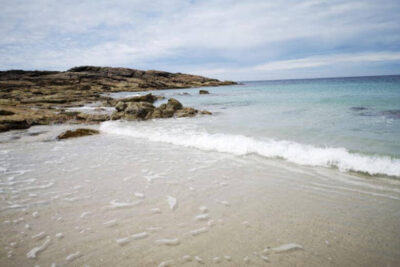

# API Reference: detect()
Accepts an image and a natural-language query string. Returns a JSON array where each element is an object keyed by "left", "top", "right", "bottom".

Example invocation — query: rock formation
[
  {"left": 111, "top": 94, "right": 210, "bottom": 120},
  {"left": 0, "top": 66, "right": 235, "bottom": 132}
]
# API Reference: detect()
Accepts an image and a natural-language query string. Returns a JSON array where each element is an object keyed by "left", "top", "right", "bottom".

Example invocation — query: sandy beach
[{"left": 1, "top": 123, "right": 399, "bottom": 266}]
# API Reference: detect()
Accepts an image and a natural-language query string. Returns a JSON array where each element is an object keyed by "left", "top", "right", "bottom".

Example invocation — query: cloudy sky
[{"left": 1, "top": 0, "right": 400, "bottom": 80}]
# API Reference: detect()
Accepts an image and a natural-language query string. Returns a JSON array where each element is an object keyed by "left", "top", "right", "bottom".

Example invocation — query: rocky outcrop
[
  {"left": 0, "top": 66, "right": 229, "bottom": 132},
  {"left": 58, "top": 128, "right": 99, "bottom": 139},
  {"left": 112, "top": 94, "right": 210, "bottom": 120}
]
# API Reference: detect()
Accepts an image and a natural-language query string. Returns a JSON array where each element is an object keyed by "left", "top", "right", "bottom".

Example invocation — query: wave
[{"left": 100, "top": 121, "right": 400, "bottom": 177}]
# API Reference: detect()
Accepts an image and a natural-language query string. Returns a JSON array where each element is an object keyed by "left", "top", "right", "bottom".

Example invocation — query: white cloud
[
  {"left": 0, "top": 0, "right": 399, "bottom": 79},
  {"left": 192, "top": 52, "right": 400, "bottom": 80},
  {"left": 253, "top": 52, "right": 400, "bottom": 72}
]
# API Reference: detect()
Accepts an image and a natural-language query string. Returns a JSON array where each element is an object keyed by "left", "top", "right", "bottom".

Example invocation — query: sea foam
[{"left": 100, "top": 121, "right": 400, "bottom": 177}]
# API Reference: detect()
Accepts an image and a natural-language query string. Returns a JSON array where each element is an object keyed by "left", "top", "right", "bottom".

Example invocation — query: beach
[{"left": 1, "top": 76, "right": 400, "bottom": 266}]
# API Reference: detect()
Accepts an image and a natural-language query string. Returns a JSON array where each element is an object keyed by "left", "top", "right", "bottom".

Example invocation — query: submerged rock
[
  {"left": 58, "top": 128, "right": 99, "bottom": 140},
  {"left": 350, "top": 107, "right": 367, "bottom": 111},
  {"left": 199, "top": 90, "right": 209, "bottom": 94}
]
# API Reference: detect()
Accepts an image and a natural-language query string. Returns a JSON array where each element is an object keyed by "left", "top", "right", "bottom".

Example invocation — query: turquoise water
[{"left": 106, "top": 75, "right": 400, "bottom": 177}]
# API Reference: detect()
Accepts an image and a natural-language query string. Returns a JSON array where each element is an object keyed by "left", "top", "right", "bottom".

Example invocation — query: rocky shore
[{"left": 0, "top": 66, "right": 236, "bottom": 132}]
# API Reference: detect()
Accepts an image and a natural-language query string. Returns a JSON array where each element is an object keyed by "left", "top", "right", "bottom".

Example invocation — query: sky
[{"left": 1, "top": 0, "right": 400, "bottom": 81}]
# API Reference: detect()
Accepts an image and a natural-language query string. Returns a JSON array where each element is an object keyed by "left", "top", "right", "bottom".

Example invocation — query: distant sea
[{"left": 103, "top": 75, "right": 400, "bottom": 177}]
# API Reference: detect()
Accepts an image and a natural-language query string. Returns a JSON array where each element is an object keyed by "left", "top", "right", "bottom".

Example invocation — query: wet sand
[{"left": 0, "top": 125, "right": 400, "bottom": 266}]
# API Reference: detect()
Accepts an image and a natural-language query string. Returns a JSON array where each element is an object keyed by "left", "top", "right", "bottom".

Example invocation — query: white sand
[{"left": 0, "top": 125, "right": 399, "bottom": 266}]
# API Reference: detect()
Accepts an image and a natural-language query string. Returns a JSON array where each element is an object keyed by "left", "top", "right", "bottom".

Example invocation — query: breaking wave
[{"left": 100, "top": 121, "right": 400, "bottom": 177}]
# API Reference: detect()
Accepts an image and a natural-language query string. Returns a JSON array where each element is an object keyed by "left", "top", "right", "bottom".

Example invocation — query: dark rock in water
[
  {"left": 200, "top": 110, "right": 212, "bottom": 115},
  {"left": 350, "top": 107, "right": 367, "bottom": 111},
  {"left": 58, "top": 128, "right": 99, "bottom": 139},
  {"left": 27, "top": 131, "right": 47, "bottom": 136},
  {"left": 175, "top": 107, "right": 198, "bottom": 118},
  {"left": 381, "top": 110, "right": 400, "bottom": 119},
  {"left": 199, "top": 90, "right": 209, "bottom": 94},
  {"left": 166, "top": 98, "right": 183, "bottom": 111},
  {"left": 0, "top": 109, "right": 15, "bottom": 116}
]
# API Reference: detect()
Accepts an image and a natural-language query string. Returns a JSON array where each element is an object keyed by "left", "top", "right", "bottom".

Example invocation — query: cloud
[
  {"left": 253, "top": 52, "right": 400, "bottom": 72},
  {"left": 0, "top": 0, "right": 399, "bottom": 79}
]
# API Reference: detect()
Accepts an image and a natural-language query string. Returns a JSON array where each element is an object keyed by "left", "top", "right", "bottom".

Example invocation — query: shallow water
[
  {"left": 0, "top": 124, "right": 400, "bottom": 266},
  {"left": 108, "top": 75, "right": 400, "bottom": 177}
]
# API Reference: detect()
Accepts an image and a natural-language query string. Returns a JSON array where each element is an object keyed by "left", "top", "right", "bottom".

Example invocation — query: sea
[{"left": 103, "top": 75, "right": 400, "bottom": 178}]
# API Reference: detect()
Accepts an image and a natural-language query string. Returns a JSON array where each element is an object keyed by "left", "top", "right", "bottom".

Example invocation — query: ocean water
[{"left": 104, "top": 75, "right": 400, "bottom": 177}]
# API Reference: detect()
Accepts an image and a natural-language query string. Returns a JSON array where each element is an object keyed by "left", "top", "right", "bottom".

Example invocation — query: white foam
[
  {"left": 261, "top": 255, "right": 270, "bottom": 262},
  {"left": 190, "top": 227, "right": 208, "bottom": 236},
  {"left": 80, "top": 211, "right": 92, "bottom": 218},
  {"left": 32, "top": 232, "right": 46, "bottom": 240},
  {"left": 151, "top": 208, "right": 162, "bottom": 214},
  {"left": 109, "top": 199, "right": 143, "bottom": 209},
  {"left": 65, "top": 251, "right": 81, "bottom": 262},
  {"left": 194, "top": 256, "right": 204, "bottom": 264},
  {"left": 272, "top": 243, "right": 303, "bottom": 253},
  {"left": 195, "top": 214, "right": 210, "bottom": 221},
  {"left": 166, "top": 196, "right": 177, "bottom": 210},
  {"left": 55, "top": 233, "right": 64, "bottom": 239},
  {"left": 158, "top": 260, "right": 174, "bottom": 267},
  {"left": 134, "top": 192, "right": 145, "bottom": 198},
  {"left": 116, "top": 232, "right": 149, "bottom": 246},
  {"left": 100, "top": 121, "right": 400, "bottom": 177},
  {"left": 155, "top": 238, "right": 180, "bottom": 246},
  {"left": 217, "top": 200, "right": 230, "bottom": 207},
  {"left": 103, "top": 219, "right": 118, "bottom": 227},
  {"left": 26, "top": 238, "right": 51, "bottom": 259}
]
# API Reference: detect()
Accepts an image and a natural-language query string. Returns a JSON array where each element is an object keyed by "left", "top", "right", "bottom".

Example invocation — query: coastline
[
  {"left": 1, "top": 125, "right": 399, "bottom": 266},
  {"left": 0, "top": 66, "right": 236, "bottom": 133}
]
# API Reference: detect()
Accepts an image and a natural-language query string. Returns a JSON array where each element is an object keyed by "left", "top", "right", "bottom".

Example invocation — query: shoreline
[{"left": 1, "top": 127, "right": 399, "bottom": 266}]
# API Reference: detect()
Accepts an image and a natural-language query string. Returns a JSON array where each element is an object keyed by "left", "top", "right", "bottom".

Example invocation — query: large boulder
[{"left": 124, "top": 101, "right": 155, "bottom": 120}]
